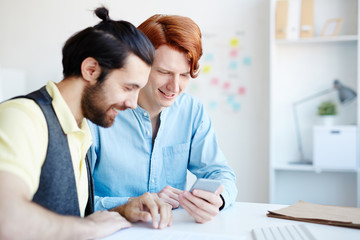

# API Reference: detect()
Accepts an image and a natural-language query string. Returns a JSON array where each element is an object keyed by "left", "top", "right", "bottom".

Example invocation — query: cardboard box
[
  {"left": 275, "top": 0, "right": 288, "bottom": 39},
  {"left": 300, "top": 0, "right": 314, "bottom": 38}
]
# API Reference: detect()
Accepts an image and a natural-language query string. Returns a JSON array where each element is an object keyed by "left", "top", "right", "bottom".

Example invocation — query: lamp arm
[
  {"left": 293, "top": 105, "right": 305, "bottom": 161},
  {"left": 292, "top": 87, "right": 334, "bottom": 163},
  {"left": 294, "top": 88, "right": 334, "bottom": 106}
]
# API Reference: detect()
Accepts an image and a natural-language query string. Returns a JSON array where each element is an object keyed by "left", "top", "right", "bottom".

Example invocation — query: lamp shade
[{"left": 333, "top": 79, "right": 357, "bottom": 104}]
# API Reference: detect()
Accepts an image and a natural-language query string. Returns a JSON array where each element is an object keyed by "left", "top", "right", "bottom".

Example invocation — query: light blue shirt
[{"left": 89, "top": 93, "right": 237, "bottom": 211}]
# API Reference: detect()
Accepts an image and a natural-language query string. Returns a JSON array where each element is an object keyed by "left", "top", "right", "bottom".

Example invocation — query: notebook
[{"left": 252, "top": 224, "right": 316, "bottom": 240}]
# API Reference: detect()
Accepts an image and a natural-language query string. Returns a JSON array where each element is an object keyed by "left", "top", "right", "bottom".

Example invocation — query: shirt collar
[
  {"left": 134, "top": 104, "right": 148, "bottom": 116},
  {"left": 134, "top": 104, "right": 169, "bottom": 120},
  {"left": 45, "top": 81, "right": 91, "bottom": 140}
]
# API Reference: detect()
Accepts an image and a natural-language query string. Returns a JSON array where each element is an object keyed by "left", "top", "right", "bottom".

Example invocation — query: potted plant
[{"left": 318, "top": 101, "right": 337, "bottom": 126}]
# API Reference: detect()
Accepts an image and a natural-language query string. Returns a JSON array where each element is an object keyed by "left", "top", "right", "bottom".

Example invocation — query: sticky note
[
  {"left": 205, "top": 53, "right": 214, "bottom": 61},
  {"left": 229, "top": 61, "right": 238, "bottom": 70},
  {"left": 243, "top": 57, "right": 252, "bottom": 65},
  {"left": 210, "top": 77, "right": 219, "bottom": 85},
  {"left": 227, "top": 95, "right": 235, "bottom": 104},
  {"left": 238, "top": 87, "right": 246, "bottom": 95},
  {"left": 232, "top": 102, "right": 241, "bottom": 111},
  {"left": 230, "top": 49, "right": 238, "bottom": 58},
  {"left": 202, "top": 65, "right": 212, "bottom": 74},
  {"left": 230, "top": 37, "right": 239, "bottom": 47},
  {"left": 209, "top": 101, "right": 218, "bottom": 110},
  {"left": 223, "top": 82, "right": 231, "bottom": 89},
  {"left": 189, "top": 83, "right": 198, "bottom": 93}
]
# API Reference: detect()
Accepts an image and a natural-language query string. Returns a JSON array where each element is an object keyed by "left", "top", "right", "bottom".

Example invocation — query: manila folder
[{"left": 267, "top": 200, "right": 360, "bottom": 229}]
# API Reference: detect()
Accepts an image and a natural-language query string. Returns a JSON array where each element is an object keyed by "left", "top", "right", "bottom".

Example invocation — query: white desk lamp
[{"left": 292, "top": 79, "right": 357, "bottom": 164}]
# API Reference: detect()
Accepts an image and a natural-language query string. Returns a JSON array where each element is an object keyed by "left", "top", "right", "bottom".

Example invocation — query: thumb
[{"left": 215, "top": 185, "right": 225, "bottom": 195}]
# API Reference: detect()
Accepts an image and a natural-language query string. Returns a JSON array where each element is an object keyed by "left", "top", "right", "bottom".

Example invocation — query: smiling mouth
[
  {"left": 111, "top": 107, "right": 125, "bottom": 118},
  {"left": 112, "top": 108, "right": 120, "bottom": 113},
  {"left": 110, "top": 108, "right": 119, "bottom": 118},
  {"left": 159, "top": 89, "right": 175, "bottom": 99}
]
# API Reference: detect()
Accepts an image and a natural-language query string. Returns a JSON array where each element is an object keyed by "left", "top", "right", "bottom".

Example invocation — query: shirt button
[
  {"left": 151, "top": 179, "right": 155, "bottom": 183},
  {"left": 143, "top": 112, "right": 148, "bottom": 117},
  {"left": 147, "top": 130, "right": 150, "bottom": 135}
]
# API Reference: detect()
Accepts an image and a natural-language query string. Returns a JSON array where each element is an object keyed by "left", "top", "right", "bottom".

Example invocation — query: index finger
[
  {"left": 156, "top": 200, "right": 173, "bottom": 229},
  {"left": 192, "top": 188, "right": 223, "bottom": 206},
  {"left": 169, "top": 187, "right": 184, "bottom": 195},
  {"left": 141, "top": 193, "right": 160, "bottom": 228}
]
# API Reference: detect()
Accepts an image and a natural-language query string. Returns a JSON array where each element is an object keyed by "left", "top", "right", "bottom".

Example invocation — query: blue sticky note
[
  {"left": 227, "top": 96, "right": 235, "bottom": 104},
  {"left": 229, "top": 61, "right": 238, "bottom": 69},
  {"left": 243, "top": 57, "right": 252, "bottom": 65},
  {"left": 232, "top": 102, "right": 241, "bottom": 111},
  {"left": 205, "top": 53, "right": 214, "bottom": 61},
  {"left": 209, "top": 101, "right": 218, "bottom": 110}
]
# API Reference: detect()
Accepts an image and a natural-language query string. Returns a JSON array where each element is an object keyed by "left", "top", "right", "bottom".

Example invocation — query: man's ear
[{"left": 81, "top": 57, "right": 101, "bottom": 83}]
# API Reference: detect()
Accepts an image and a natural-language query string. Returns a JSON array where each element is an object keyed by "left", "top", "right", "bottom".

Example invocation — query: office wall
[{"left": 0, "top": 0, "right": 270, "bottom": 203}]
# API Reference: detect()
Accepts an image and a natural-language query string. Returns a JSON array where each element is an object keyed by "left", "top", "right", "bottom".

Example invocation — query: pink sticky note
[
  {"left": 238, "top": 87, "right": 246, "bottom": 95},
  {"left": 230, "top": 49, "right": 238, "bottom": 57},
  {"left": 210, "top": 77, "right": 219, "bottom": 85},
  {"left": 223, "top": 82, "right": 231, "bottom": 89}
]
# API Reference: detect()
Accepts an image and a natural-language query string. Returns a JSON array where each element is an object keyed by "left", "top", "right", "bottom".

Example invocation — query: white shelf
[
  {"left": 276, "top": 35, "right": 358, "bottom": 44},
  {"left": 272, "top": 163, "right": 359, "bottom": 173},
  {"left": 269, "top": 0, "right": 359, "bottom": 208}
]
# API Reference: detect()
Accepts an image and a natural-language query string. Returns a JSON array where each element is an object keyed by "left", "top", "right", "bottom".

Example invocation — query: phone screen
[{"left": 190, "top": 178, "right": 222, "bottom": 193}]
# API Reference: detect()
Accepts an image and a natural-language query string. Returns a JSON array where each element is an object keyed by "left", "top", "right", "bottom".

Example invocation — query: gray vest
[{"left": 17, "top": 86, "right": 94, "bottom": 216}]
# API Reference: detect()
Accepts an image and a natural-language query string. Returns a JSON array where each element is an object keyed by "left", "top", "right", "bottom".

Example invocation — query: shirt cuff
[{"left": 94, "top": 196, "right": 129, "bottom": 211}]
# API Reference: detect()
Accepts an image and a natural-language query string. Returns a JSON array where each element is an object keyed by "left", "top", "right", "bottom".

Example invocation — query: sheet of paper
[{"left": 103, "top": 227, "right": 242, "bottom": 240}]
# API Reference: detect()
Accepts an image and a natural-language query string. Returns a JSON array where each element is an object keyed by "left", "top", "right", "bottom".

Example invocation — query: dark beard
[{"left": 81, "top": 83, "right": 114, "bottom": 128}]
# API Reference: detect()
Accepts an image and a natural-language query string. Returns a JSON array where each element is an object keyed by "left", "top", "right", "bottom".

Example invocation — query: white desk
[{"left": 104, "top": 202, "right": 360, "bottom": 239}]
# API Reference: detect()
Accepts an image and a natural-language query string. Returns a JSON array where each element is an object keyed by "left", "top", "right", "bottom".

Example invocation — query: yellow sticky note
[
  {"left": 230, "top": 38, "right": 239, "bottom": 47},
  {"left": 202, "top": 65, "right": 211, "bottom": 74}
]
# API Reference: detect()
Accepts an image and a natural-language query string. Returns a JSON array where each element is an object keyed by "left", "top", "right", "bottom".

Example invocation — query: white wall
[{"left": 0, "top": 0, "right": 270, "bottom": 203}]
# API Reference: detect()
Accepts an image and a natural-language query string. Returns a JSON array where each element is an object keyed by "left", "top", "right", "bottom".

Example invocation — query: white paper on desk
[{"left": 103, "top": 227, "right": 241, "bottom": 240}]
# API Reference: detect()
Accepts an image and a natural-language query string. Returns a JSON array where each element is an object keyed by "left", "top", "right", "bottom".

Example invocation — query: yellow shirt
[{"left": 0, "top": 81, "right": 91, "bottom": 217}]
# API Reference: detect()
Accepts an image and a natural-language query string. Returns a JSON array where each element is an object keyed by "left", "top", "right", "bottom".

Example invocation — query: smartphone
[{"left": 189, "top": 178, "right": 222, "bottom": 193}]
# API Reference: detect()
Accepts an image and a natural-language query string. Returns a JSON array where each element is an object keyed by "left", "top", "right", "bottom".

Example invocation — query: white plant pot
[{"left": 321, "top": 115, "right": 335, "bottom": 126}]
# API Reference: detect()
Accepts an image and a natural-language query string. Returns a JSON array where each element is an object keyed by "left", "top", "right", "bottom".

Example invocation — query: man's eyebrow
[
  {"left": 126, "top": 83, "right": 140, "bottom": 89},
  {"left": 156, "top": 67, "right": 168, "bottom": 71},
  {"left": 157, "top": 67, "right": 190, "bottom": 75}
]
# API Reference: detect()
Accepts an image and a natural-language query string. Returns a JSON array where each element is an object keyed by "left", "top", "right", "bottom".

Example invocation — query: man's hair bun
[{"left": 95, "top": 7, "right": 111, "bottom": 21}]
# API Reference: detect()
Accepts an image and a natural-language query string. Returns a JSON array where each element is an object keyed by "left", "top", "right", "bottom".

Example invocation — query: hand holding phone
[
  {"left": 181, "top": 178, "right": 224, "bottom": 223},
  {"left": 189, "top": 178, "right": 222, "bottom": 193}
]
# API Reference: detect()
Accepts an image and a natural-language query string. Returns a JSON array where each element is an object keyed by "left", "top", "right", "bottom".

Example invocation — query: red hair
[{"left": 138, "top": 14, "right": 202, "bottom": 78}]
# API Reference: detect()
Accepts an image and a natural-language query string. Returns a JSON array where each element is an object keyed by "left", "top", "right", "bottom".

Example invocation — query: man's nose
[
  {"left": 167, "top": 75, "right": 179, "bottom": 93},
  {"left": 124, "top": 93, "right": 138, "bottom": 109}
]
